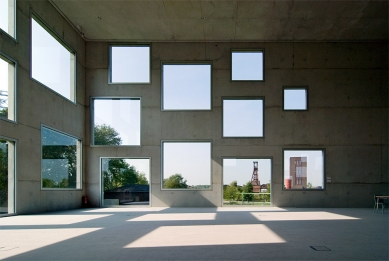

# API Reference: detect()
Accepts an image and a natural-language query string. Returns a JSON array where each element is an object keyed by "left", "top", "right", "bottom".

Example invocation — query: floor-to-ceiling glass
[{"left": 0, "top": 138, "right": 15, "bottom": 215}]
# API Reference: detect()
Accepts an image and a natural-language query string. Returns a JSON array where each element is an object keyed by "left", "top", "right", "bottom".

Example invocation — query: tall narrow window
[
  {"left": 223, "top": 98, "right": 264, "bottom": 137},
  {"left": 41, "top": 126, "right": 82, "bottom": 189},
  {"left": 92, "top": 98, "right": 141, "bottom": 146},
  {"left": 110, "top": 45, "right": 150, "bottom": 84},
  {"left": 31, "top": 14, "right": 76, "bottom": 102},
  {"left": 0, "top": 53, "right": 16, "bottom": 122},
  {"left": 0, "top": 0, "right": 16, "bottom": 38},
  {"left": 283, "top": 87, "right": 308, "bottom": 111},
  {"left": 283, "top": 149, "right": 325, "bottom": 190},
  {"left": 231, "top": 50, "right": 264, "bottom": 81},
  {"left": 162, "top": 63, "right": 211, "bottom": 110},
  {"left": 162, "top": 141, "right": 211, "bottom": 189},
  {"left": 0, "top": 137, "right": 16, "bottom": 216}
]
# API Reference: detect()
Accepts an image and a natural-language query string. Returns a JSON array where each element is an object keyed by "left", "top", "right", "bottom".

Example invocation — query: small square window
[
  {"left": 162, "top": 63, "right": 211, "bottom": 110},
  {"left": 92, "top": 98, "right": 141, "bottom": 146},
  {"left": 31, "top": 14, "right": 76, "bottom": 102},
  {"left": 223, "top": 98, "right": 264, "bottom": 137},
  {"left": 110, "top": 45, "right": 150, "bottom": 84},
  {"left": 283, "top": 149, "right": 325, "bottom": 190},
  {"left": 231, "top": 50, "right": 264, "bottom": 81},
  {"left": 0, "top": 53, "right": 16, "bottom": 122},
  {"left": 162, "top": 141, "right": 211, "bottom": 189},
  {"left": 283, "top": 87, "right": 308, "bottom": 110},
  {"left": 0, "top": 0, "right": 16, "bottom": 38},
  {"left": 41, "top": 126, "right": 82, "bottom": 189}
]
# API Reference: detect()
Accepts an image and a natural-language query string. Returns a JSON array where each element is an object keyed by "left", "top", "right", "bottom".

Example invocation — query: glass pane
[
  {"left": 232, "top": 51, "right": 263, "bottom": 81},
  {"left": 93, "top": 98, "right": 141, "bottom": 146},
  {"left": 42, "top": 127, "right": 81, "bottom": 189},
  {"left": 284, "top": 89, "right": 307, "bottom": 110},
  {"left": 163, "top": 142, "right": 211, "bottom": 189},
  {"left": 0, "top": 56, "right": 15, "bottom": 121},
  {"left": 0, "top": 0, "right": 15, "bottom": 38},
  {"left": 223, "top": 99, "right": 263, "bottom": 137},
  {"left": 102, "top": 158, "right": 150, "bottom": 205},
  {"left": 223, "top": 159, "right": 271, "bottom": 206},
  {"left": 163, "top": 64, "right": 211, "bottom": 110},
  {"left": 111, "top": 46, "right": 150, "bottom": 83},
  {"left": 31, "top": 17, "right": 75, "bottom": 101},
  {"left": 0, "top": 139, "right": 15, "bottom": 215},
  {"left": 284, "top": 150, "right": 324, "bottom": 190}
]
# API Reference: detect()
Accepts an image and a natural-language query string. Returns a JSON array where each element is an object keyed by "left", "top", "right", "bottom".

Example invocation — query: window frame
[
  {"left": 0, "top": 0, "right": 17, "bottom": 41},
  {"left": 161, "top": 61, "right": 212, "bottom": 111},
  {"left": 0, "top": 51, "right": 17, "bottom": 123},
  {"left": 90, "top": 97, "right": 142, "bottom": 147},
  {"left": 0, "top": 135, "right": 17, "bottom": 216},
  {"left": 100, "top": 157, "right": 151, "bottom": 207},
  {"left": 283, "top": 86, "right": 309, "bottom": 111},
  {"left": 30, "top": 12, "right": 77, "bottom": 104},
  {"left": 222, "top": 156, "right": 273, "bottom": 207},
  {"left": 231, "top": 49, "right": 265, "bottom": 82},
  {"left": 161, "top": 140, "right": 212, "bottom": 191},
  {"left": 40, "top": 125, "right": 82, "bottom": 190},
  {"left": 282, "top": 148, "right": 326, "bottom": 191},
  {"left": 222, "top": 96, "right": 265, "bottom": 138},
  {"left": 108, "top": 44, "right": 151, "bottom": 84}
]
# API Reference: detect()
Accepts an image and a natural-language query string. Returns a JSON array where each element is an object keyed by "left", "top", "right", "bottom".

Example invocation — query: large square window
[
  {"left": 31, "top": 14, "right": 76, "bottom": 102},
  {"left": 162, "top": 63, "right": 211, "bottom": 110},
  {"left": 92, "top": 98, "right": 141, "bottom": 146},
  {"left": 110, "top": 45, "right": 150, "bottom": 84},
  {"left": 283, "top": 149, "right": 325, "bottom": 190},
  {"left": 283, "top": 87, "right": 308, "bottom": 110},
  {"left": 101, "top": 158, "right": 150, "bottom": 206},
  {"left": 162, "top": 141, "right": 211, "bottom": 189},
  {"left": 231, "top": 50, "right": 264, "bottom": 81},
  {"left": 0, "top": 0, "right": 16, "bottom": 38},
  {"left": 41, "top": 126, "right": 82, "bottom": 189},
  {"left": 0, "top": 53, "right": 16, "bottom": 122},
  {"left": 0, "top": 137, "right": 16, "bottom": 215},
  {"left": 223, "top": 98, "right": 264, "bottom": 137}
]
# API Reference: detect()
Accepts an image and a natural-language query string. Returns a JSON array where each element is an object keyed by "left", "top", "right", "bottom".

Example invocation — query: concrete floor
[{"left": 0, "top": 207, "right": 388, "bottom": 261}]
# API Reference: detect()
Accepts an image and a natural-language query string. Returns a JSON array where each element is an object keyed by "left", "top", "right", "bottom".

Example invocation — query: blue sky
[
  {"left": 0, "top": 58, "right": 9, "bottom": 108},
  {"left": 31, "top": 17, "right": 73, "bottom": 100},
  {"left": 223, "top": 159, "right": 271, "bottom": 186},
  {"left": 284, "top": 89, "right": 307, "bottom": 110},
  {"left": 232, "top": 51, "right": 263, "bottom": 80}
]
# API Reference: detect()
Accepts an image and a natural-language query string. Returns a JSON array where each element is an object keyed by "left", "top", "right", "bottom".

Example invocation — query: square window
[
  {"left": 0, "top": 137, "right": 16, "bottom": 215},
  {"left": 283, "top": 149, "right": 325, "bottom": 190},
  {"left": 223, "top": 98, "right": 264, "bottom": 137},
  {"left": 31, "top": 14, "right": 76, "bottom": 102},
  {"left": 0, "top": 0, "right": 16, "bottom": 38},
  {"left": 110, "top": 45, "right": 150, "bottom": 84},
  {"left": 0, "top": 53, "right": 16, "bottom": 122},
  {"left": 162, "top": 63, "right": 211, "bottom": 110},
  {"left": 162, "top": 141, "right": 211, "bottom": 189},
  {"left": 101, "top": 158, "right": 150, "bottom": 206},
  {"left": 92, "top": 98, "right": 141, "bottom": 146},
  {"left": 231, "top": 50, "right": 264, "bottom": 81},
  {"left": 41, "top": 126, "right": 82, "bottom": 189},
  {"left": 283, "top": 87, "right": 308, "bottom": 110}
]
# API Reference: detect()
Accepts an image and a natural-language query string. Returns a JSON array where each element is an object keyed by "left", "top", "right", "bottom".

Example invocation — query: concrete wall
[
  {"left": 85, "top": 41, "right": 388, "bottom": 208},
  {"left": 0, "top": 1, "right": 86, "bottom": 214}
]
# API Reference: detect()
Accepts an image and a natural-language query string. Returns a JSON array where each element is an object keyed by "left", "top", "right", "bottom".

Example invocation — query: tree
[
  {"left": 164, "top": 174, "right": 188, "bottom": 188},
  {"left": 224, "top": 180, "right": 239, "bottom": 202},
  {"left": 137, "top": 172, "right": 149, "bottom": 185},
  {"left": 94, "top": 124, "right": 122, "bottom": 145},
  {"left": 0, "top": 142, "right": 8, "bottom": 205},
  {"left": 242, "top": 181, "right": 254, "bottom": 202}
]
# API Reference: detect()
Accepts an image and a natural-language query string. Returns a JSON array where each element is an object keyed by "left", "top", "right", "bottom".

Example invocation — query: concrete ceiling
[{"left": 50, "top": 0, "right": 388, "bottom": 42}]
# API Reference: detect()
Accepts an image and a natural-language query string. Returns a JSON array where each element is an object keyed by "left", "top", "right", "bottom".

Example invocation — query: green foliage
[
  {"left": 307, "top": 182, "right": 313, "bottom": 189},
  {"left": 242, "top": 181, "right": 254, "bottom": 201},
  {"left": 163, "top": 174, "right": 188, "bottom": 189},
  {"left": 223, "top": 180, "right": 240, "bottom": 201},
  {"left": 94, "top": 124, "right": 122, "bottom": 145},
  {"left": 0, "top": 142, "right": 8, "bottom": 204},
  {"left": 103, "top": 159, "right": 148, "bottom": 190},
  {"left": 0, "top": 108, "right": 8, "bottom": 118}
]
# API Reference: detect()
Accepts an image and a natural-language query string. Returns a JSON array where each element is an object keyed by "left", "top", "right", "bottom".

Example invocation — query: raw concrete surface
[{"left": 0, "top": 207, "right": 388, "bottom": 260}]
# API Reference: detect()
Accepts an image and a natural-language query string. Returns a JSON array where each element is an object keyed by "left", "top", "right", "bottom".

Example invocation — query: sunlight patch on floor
[
  {"left": 0, "top": 228, "right": 101, "bottom": 260},
  {"left": 127, "top": 213, "right": 216, "bottom": 222},
  {"left": 125, "top": 224, "right": 285, "bottom": 248},
  {"left": 0, "top": 215, "right": 111, "bottom": 226},
  {"left": 251, "top": 211, "right": 359, "bottom": 221}
]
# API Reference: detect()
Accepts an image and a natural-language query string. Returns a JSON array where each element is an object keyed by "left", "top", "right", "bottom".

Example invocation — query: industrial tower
[{"left": 251, "top": 161, "right": 261, "bottom": 192}]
